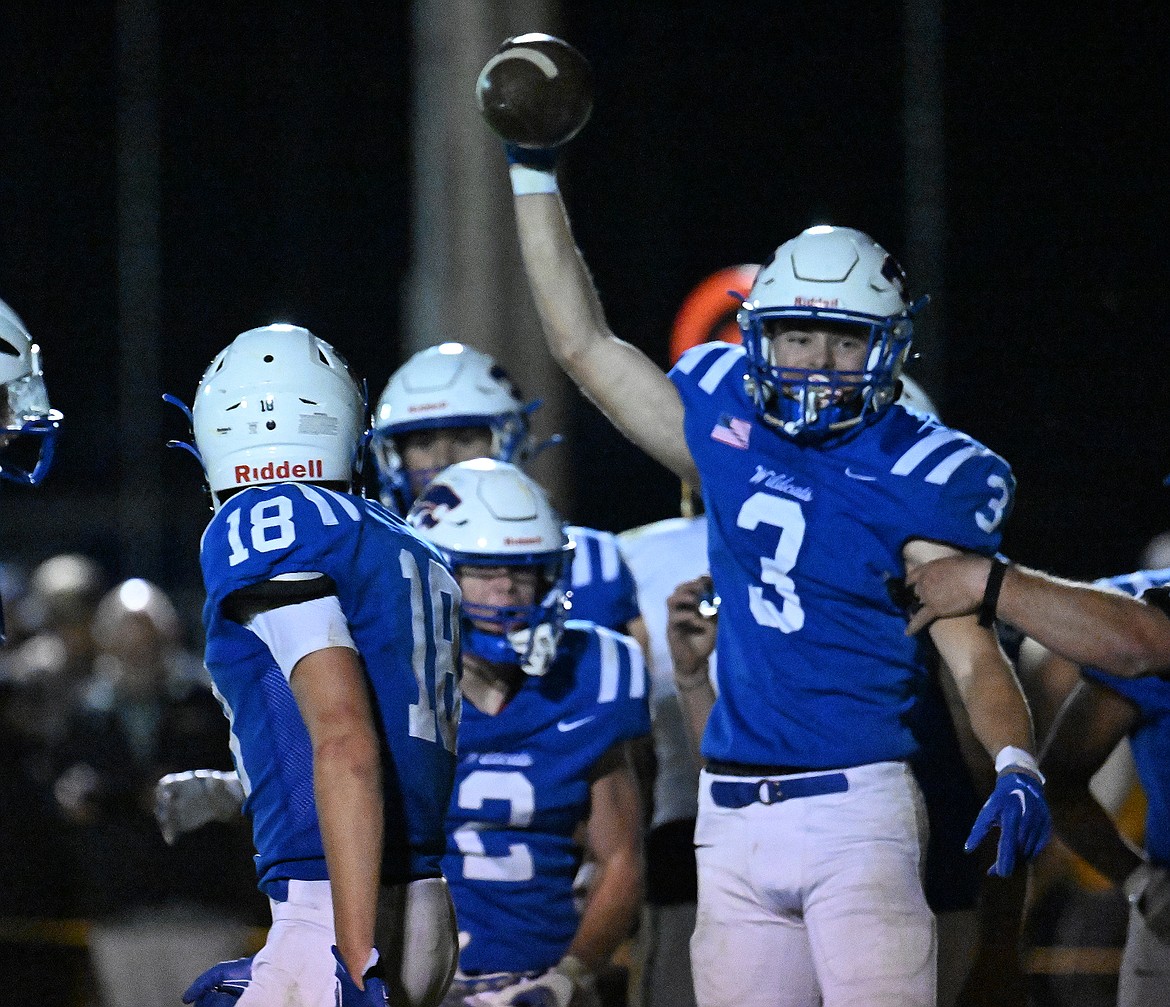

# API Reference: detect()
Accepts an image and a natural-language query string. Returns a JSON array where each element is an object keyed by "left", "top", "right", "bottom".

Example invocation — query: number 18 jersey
[
  {"left": 201, "top": 484, "right": 460, "bottom": 897},
  {"left": 670, "top": 344, "right": 1014, "bottom": 769}
]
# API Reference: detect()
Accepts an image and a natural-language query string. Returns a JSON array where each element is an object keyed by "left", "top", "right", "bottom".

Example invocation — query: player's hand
[
  {"left": 667, "top": 575, "right": 718, "bottom": 691},
  {"left": 965, "top": 770, "right": 1051, "bottom": 877},
  {"left": 462, "top": 966, "right": 575, "bottom": 1007},
  {"left": 155, "top": 769, "right": 245, "bottom": 845},
  {"left": 333, "top": 947, "right": 389, "bottom": 1007},
  {"left": 904, "top": 554, "right": 993, "bottom": 634},
  {"left": 182, "top": 956, "right": 252, "bottom": 1006}
]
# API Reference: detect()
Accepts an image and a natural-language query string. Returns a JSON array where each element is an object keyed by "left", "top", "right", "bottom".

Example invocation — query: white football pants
[{"left": 691, "top": 761, "right": 936, "bottom": 1007}]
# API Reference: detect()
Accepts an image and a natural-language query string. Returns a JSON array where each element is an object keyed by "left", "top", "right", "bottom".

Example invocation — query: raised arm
[{"left": 508, "top": 175, "right": 697, "bottom": 485}]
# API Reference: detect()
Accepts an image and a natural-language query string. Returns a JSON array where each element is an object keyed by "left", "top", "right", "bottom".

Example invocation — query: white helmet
[
  {"left": 739, "top": 225, "right": 925, "bottom": 440},
  {"left": 0, "top": 298, "right": 61, "bottom": 486},
  {"left": 407, "top": 458, "right": 572, "bottom": 676},
  {"left": 192, "top": 324, "right": 364, "bottom": 506},
  {"left": 371, "top": 343, "right": 532, "bottom": 509}
]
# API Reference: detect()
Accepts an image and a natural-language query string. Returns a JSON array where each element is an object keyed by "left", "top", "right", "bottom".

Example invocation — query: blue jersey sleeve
[
  {"left": 201, "top": 485, "right": 359, "bottom": 612},
  {"left": 566, "top": 526, "right": 640, "bottom": 631}
]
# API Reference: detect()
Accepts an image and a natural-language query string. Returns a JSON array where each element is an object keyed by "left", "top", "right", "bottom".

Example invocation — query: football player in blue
[
  {"left": 1037, "top": 567, "right": 1170, "bottom": 1007},
  {"left": 371, "top": 342, "right": 642, "bottom": 635},
  {"left": 408, "top": 459, "right": 649, "bottom": 1007},
  {"left": 496, "top": 107, "right": 1050, "bottom": 1002},
  {"left": 182, "top": 324, "right": 460, "bottom": 1007}
]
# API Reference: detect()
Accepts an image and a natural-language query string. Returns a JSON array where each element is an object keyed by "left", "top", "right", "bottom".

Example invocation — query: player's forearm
[
  {"left": 1046, "top": 789, "right": 1144, "bottom": 887},
  {"left": 937, "top": 621, "right": 1034, "bottom": 758},
  {"left": 514, "top": 192, "right": 613, "bottom": 374},
  {"left": 567, "top": 843, "right": 642, "bottom": 972},
  {"left": 513, "top": 192, "right": 698, "bottom": 483},
  {"left": 996, "top": 565, "right": 1170, "bottom": 677},
  {"left": 314, "top": 729, "right": 384, "bottom": 979},
  {"left": 675, "top": 678, "right": 714, "bottom": 762}
]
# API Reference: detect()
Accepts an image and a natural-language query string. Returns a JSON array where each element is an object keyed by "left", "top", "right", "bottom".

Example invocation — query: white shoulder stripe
[
  {"left": 294, "top": 484, "right": 339, "bottom": 525},
  {"left": 321, "top": 487, "right": 361, "bottom": 521},
  {"left": 697, "top": 345, "right": 746, "bottom": 394},
  {"left": 890, "top": 428, "right": 968, "bottom": 477},
  {"left": 924, "top": 445, "right": 981, "bottom": 485},
  {"left": 597, "top": 629, "right": 619, "bottom": 703},
  {"left": 571, "top": 535, "right": 592, "bottom": 588},
  {"left": 598, "top": 534, "right": 621, "bottom": 582},
  {"left": 673, "top": 341, "right": 727, "bottom": 374},
  {"left": 628, "top": 640, "right": 646, "bottom": 699}
]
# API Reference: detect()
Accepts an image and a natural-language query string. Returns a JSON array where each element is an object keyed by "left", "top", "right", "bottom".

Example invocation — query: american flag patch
[{"left": 710, "top": 414, "right": 751, "bottom": 449}]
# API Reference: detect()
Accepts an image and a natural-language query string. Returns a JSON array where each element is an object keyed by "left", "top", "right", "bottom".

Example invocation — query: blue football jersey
[
  {"left": 566, "top": 525, "right": 639, "bottom": 631},
  {"left": 1083, "top": 567, "right": 1170, "bottom": 867},
  {"left": 445, "top": 622, "right": 651, "bottom": 974},
  {"left": 201, "top": 484, "right": 460, "bottom": 897},
  {"left": 669, "top": 343, "right": 1014, "bottom": 768}
]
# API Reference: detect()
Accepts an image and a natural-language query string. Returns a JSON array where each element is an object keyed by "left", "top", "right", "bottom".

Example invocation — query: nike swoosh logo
[
  {"left": 845, "top": 467, "right": 877, "bottom": 481},
  {"left": 557, "top": 715, "right": 596, "bottom": 732}
]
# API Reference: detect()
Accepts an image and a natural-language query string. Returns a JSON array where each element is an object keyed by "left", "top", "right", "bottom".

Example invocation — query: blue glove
[
  {"left": 503, "top": 142, "right": 560, "bottom": 171},
  {"left": 332, "top": 946, "right": 389, "bottom": 1007},
  {"left": 965, "top": 770, "right": 1052, "bottom": 877},
  {"left": 182, "top": 956, "right": 253, "bottom": 1007}
]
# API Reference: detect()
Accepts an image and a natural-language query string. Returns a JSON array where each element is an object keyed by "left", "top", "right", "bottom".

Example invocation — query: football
[{"left": 475, "top": 33, "right": 593, "bottom": 149}]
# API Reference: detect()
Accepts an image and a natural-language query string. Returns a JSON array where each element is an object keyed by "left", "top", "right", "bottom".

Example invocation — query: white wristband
[
  {"left": 995, "top": 745, "right": 1044, "bottom": 783},
  {"left": 510, "top": 163, "right": 559, "bottom": 196}
]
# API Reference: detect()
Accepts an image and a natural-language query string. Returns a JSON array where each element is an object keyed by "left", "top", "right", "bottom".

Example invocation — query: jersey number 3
[{"left": 737, "top": 492, "right": 807, "bottom": 633}]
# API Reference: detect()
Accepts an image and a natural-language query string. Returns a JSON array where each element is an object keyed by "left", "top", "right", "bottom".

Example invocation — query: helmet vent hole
[
  {"left": 266, "top": 420, "right": 276, "bottom": 430},
  {"left": 263, "top": 354, "right": 274, "bottom": 363},
  {"left": 0, "top": 339, "right": 18, "bottom": 357},
  {"left": 213, "top": 359, "right": 225, "bottom": 373},
  {"left": 299, "top": 398, "right": 318, "bottom": 405},
  {"left": 318, "top": 349, "right": 329, "bottom": 365},
  {"left": 225, "top": 401, "right": 242, "bottom": 411}
]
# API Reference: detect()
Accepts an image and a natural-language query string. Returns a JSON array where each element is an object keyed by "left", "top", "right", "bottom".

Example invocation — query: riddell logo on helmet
[
  {"left": 794, "top": 296, "right": 840, "bottom": 308},
  {"left": 408, "top": 401, "right": 448, "bottom": 414},
  {"left": 234, "top": 459, "right": 324, "bottom": 483},
  {"left": 504, "top": 536, "right": 543, "bottom": 546}
]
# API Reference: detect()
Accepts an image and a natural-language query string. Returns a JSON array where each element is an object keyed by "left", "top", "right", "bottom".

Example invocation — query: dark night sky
[{"left": 2, "top": 2, "right": 1169, "bottom": 621}]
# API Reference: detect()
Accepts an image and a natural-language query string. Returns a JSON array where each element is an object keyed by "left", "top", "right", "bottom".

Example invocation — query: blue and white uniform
[
  {"left": 444, "top": 622, "right": 650, "bottom": 988},
  {"left": 669, "top": 343, "right": 1013, "bottom": 1007},
  {"left": 565, "top": 524, "right": 639, "bottom": 631},
  {"left": 1080, "top": 568, "right": 1170, "bottom": 1007},
  {"left": 201, "top": 484, "right": 460, "bottom": 895}
]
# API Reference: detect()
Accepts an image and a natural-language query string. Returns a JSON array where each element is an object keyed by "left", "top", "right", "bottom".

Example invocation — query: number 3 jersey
[
  {"left": 201, "top": 484, "right": 460, "bottom": 897},
  {"left": 670, "top": 344, "right": 1014, "bottom": 769},
  {"left": 445, "top": 622, "right": 650, "bottom": 975}
]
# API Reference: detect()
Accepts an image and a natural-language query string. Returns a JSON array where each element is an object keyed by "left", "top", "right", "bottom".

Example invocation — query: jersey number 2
[
  {"left": 453, "top": 770, "right": 535, "bottom": 882},
  {"left": 736, "top": 492, "right": 807, "bottom": 633}
]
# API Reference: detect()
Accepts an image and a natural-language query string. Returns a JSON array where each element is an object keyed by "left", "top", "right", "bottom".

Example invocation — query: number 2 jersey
[
  {"left": 201, "top": 483, "right": 460, "bottom": 897},
  {"left": 670, "top": 343, "right": 1014, "bottom": 768},
  {"left": 445, "top": 622, "right": 650, "bottom": 975},
  {"left": 1082, "top": 567, "right": 1170, "bottom": 868}
]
